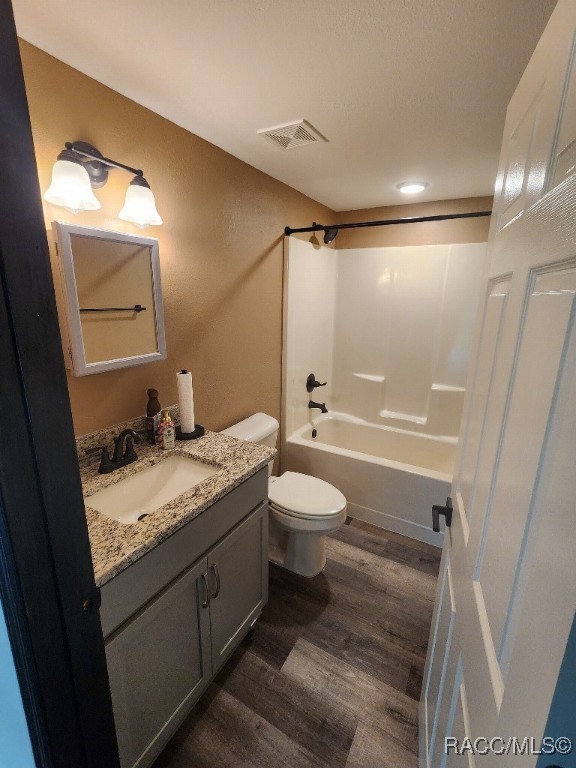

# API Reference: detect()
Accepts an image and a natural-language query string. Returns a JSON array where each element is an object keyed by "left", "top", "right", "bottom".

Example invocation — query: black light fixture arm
[
  {"left": 284, "top": 210, "right": 492, "bottom": 240},
  {"left": 66, "top": 141, "right": 143, "bottom": 178}
]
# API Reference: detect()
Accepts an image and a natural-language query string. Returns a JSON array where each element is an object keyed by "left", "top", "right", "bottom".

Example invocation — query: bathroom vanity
[{"left": 79, "top": 425, "right": 273, "bottom": 768}]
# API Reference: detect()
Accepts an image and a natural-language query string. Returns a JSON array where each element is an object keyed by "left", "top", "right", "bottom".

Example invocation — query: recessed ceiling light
[{"left": 396, "top": 181, "right": 429, "bottom": 194}]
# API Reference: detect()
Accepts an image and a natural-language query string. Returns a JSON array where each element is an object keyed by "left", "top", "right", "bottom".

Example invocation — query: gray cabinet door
[
  {"left": 207, "top": 502, "right": 268, "bottom": 672},
  {"left": 105, "top": 557, "right": 211, "bottom": 768}
]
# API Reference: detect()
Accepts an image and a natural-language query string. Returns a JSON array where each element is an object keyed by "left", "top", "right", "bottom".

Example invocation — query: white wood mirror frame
[{"left": 53, "top": 221, "right": 167, "bottom": 376}]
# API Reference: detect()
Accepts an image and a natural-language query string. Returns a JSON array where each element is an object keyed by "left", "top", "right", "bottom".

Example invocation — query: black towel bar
[{"left": 80, "top": 304, "right": 146, "bottom": 313}]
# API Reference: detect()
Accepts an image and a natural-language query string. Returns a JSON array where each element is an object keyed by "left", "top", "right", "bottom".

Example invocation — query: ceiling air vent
[{"left": 257, "top": 120, "right": 327, "bottom": 150}]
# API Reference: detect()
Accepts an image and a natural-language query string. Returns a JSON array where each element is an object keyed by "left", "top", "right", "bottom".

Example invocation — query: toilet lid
[{"left": 268, "top": 472, "right": 346, "bottom": 519}]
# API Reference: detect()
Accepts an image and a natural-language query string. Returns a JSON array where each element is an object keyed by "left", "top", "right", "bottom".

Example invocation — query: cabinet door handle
[
  {"left": 210, "top": 564, "right": 221, "bottom": 599},
  {"left": 200, "top": 572, "right": 210, "bottom": 608}
]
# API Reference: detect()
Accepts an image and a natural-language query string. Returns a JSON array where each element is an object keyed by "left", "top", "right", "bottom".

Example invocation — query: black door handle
[{"left": 432, "top": 497, "right": 453, "bottom": 532}]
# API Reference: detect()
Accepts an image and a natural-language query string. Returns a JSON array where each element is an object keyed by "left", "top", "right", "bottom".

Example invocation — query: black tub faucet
[
  {"left": 99, "top": 429, "right": 143, "bottom": 474},
  {"left": 309, "top": 400, "right": 328, "bottom": 414}
]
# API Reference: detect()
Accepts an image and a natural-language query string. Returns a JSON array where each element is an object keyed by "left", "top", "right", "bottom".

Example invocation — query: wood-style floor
[{"left": 153, "top": 519, "right": 441, "bottom": 768}]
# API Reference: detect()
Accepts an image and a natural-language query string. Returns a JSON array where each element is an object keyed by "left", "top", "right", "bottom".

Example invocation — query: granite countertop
[{"left": 80, "top": 429, "right": 274, "bottom": 587}]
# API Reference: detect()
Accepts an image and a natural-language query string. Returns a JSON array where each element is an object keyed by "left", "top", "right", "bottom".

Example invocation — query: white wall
[
  {"left": 283, "top": 237, "right": 337, "bottom": 438},
  {"left": 284, "top": 240, "right": 487, "bottom": 438}
]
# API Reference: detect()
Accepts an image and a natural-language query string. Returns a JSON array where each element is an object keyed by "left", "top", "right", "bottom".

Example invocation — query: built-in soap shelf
[
  {"left": 431, "top": 383, "right": 466, "bottom": 393},
  {"left": 378, "top": 409, "right": 427, "bottom": 424},
  {"left": 350, "top": 373, "right": 465, "bottom": 437},
  {"left": 353, "top": 373, "right": 385, "bottom": 383}
]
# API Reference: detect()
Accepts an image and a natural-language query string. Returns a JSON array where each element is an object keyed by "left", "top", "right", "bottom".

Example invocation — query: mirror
[{"left": 53, "top": 222, "right": 166, "bottom": 376}]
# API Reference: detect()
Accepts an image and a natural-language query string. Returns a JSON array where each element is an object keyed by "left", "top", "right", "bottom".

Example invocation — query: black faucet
[
  {"left": 99, "top": 429, "right": 143, "bottom": 474},
  {"left": 309, "top": 400, "right": 328, "bottom": 414}
]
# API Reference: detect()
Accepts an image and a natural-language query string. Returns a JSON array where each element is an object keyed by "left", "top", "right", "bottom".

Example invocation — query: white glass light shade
[
  {"left": 44, "top": 159, "right": 101, "bottom": 213},
  {"left": 118, "top": 184, "right": 163, "bottom": 228}
]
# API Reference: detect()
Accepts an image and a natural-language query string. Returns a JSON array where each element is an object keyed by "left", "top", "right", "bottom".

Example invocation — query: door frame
[{"left": 0, "top": 3, "right": 120, "bottom": 766}]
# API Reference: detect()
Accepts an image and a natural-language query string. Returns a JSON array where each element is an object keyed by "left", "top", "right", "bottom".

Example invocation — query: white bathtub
[{"left": 283, "top": 414, "right": 456, "bottom": 546}]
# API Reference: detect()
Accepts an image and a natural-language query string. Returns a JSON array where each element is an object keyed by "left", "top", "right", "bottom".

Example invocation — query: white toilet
[{"left": 221, "top": 413, "right": 347, "bottom": 577}]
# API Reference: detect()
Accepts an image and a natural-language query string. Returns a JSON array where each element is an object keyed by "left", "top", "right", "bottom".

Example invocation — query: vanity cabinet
[
  {"left": 100, "top": 468, "right": 268, "bottom": 768},
  {"left": 105, "top": 558, "right": 211, "bottom": 768},
  {"left": 207, "top": 507, "right": 269, "bottom": 671}
]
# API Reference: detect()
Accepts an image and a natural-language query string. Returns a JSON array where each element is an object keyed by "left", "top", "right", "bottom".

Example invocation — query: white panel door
[{"left": 421, "top": 2, "right": 576, "bottom": 766}]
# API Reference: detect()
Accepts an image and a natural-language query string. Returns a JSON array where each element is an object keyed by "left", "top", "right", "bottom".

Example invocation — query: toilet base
[
  {"left": 268, "top": 533, "right": 326, "bottom": 578},
  {"left": 268, "top": 512, "right": 334, "bottom": 577}
]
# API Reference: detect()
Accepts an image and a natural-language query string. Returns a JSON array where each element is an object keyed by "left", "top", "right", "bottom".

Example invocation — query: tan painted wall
[
  {"left": 335, "top": 196, "right": 493, "bottom": 248},
  {"left": 20, "top": 41, "right": 334, "bottom": 436},
  {"left": 20, "top": 41, "right": 493, "bottom": 437}
]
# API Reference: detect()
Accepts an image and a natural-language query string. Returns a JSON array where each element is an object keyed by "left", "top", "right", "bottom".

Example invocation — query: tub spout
[{"left": 309, "top": 400, "right": 328, "bottom": 414}]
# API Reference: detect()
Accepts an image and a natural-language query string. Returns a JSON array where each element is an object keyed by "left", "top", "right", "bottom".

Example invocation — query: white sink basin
[{"left": 85, "top": 455, "right": 219, "bottom": 525}]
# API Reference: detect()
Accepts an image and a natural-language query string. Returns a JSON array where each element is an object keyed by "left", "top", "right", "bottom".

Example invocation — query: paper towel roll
[{"left": 177, "top": 369, "right": 195, "bottom": 433}]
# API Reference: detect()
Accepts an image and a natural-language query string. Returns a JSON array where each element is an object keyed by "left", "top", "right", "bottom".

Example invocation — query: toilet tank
[{"left": 221, "top": 412, "right": 279, "bottom": 449}]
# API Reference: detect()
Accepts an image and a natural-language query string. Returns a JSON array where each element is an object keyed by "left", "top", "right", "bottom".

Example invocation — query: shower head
[{"left": 323, "top": 227, "right": 338, "bottom": 244}]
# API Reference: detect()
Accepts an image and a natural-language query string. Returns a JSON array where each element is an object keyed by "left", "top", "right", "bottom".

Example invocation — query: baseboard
[{"left": 346, "top": 501, "right": 444, "bottom": 548}]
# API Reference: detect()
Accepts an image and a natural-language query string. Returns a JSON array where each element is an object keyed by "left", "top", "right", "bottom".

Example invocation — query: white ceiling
[{"left": 13, "top": 0, "right": 556, "bottom": 211}]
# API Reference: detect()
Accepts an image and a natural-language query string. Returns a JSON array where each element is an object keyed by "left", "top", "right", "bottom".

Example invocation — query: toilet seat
[{"left": 268, "top": 471, "right": 346, "bottom": 520}]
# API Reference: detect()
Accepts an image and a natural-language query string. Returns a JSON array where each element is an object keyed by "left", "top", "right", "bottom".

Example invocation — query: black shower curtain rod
[{"left": 284, "top": 209, "right": 492, "bottom": 240}]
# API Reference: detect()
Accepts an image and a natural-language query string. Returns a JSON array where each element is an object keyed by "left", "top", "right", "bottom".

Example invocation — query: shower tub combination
[
  {"left": 282, "top": 237, "right": 487, "bottom": 547},
  {"left": 283, "top": 413, "right": 456, "bottom": 546}
]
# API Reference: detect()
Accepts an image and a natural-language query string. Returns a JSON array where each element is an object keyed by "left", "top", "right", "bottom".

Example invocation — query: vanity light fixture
[
  {"left": 44, "top": 141, "right": 163, "bottom": 227},
  {"left": 44, "top": 147, "right": 101, "bottom": 213},
  {"left": 396, "top": 181, "right": 429, "bottom": 194},
  {"left": 118, "top": 176, "right": 163, "bottom": 228}
]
